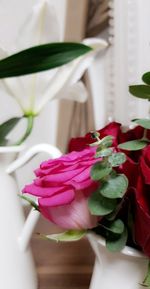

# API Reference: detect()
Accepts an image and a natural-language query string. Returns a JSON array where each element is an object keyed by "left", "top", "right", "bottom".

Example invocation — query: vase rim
[
  {"left": 0, "top": 145, "right": 25, "bottom": 153},
  {"left": 87, "top": 232, "right": 146, "bottom": 259}
]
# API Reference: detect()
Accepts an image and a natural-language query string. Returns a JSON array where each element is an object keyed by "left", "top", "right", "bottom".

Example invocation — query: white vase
[
  {"left": 87, "top": 233, "right": 149, "bottom": 289},
  {"left": 0, "top": 144, "right": 62, "bottom": 289}
]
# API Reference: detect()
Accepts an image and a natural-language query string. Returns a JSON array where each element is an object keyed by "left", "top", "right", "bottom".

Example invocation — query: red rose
[
  {"left": 68, "top": 122, "right": 150, "bottom": 256},
  {"left": 133, "top": 145, "right": 150, "bottom": 257},
  {"left": 68, "top": 122, "right": 121, "bottom": 152}
]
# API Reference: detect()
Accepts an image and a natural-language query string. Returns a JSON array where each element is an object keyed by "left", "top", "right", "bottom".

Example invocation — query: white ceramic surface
[
  {"left": 0, "top": 144, "right": 62, "bottom": 289},
  {"left": 87, "top": 233, "right": 148, "bottom": 289}
]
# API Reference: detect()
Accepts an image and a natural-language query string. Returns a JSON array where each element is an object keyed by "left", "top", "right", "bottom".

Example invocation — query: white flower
[{"left": 0, "top": 0, "right": 107, "bottom": 116}]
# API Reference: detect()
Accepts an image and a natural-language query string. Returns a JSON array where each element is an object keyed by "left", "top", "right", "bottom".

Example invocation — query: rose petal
[
  {"left": 23, "top": 183, "right": 70, "bottom": 197},
  {"left": 39, "top": 191, "right": 97, "bottom": 229},
  {"left": 39, "top": 189, "right": 75, "bottom": 207}
]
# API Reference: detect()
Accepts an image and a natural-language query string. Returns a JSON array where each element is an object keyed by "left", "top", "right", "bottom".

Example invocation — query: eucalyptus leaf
[
  {"left": 108, "top": 153, "right": 126, "bottom": 167},
  {"left": 118, "top": 140, "right": 148, "bottom": 151},
  {"left": 106, "top": 219, "right": 125, "bottom": 235},
  {"left": 100, "top": 174, "right": 128, "bottom": 199},
  {"left": 0, "top": 117, "right": 21, "bottom": 145},
  {"left": 41, "top": 230, "right": 86, "bottom": 242},
  {"left": 95, "top": 148, "right": 112, "bottom": 158},
  {"left": 132, "top": 118, "right": 150, "bottom": 129},
  {"left": 142, "top": 72, "right": 150, "bottom": 85},
  {"left": 19, "top": 195, "right": 39, "bottom": 211},
  {"left": 129, "top": 85, "right": 150, "bottom": 100},
  {"left": 0, "top": 43, "right": 92, "bottom": 78},
  {"left": 90, "top": 161, "right": 112, "bottom": 181},
  {"left": 100, "top": 136, "right": 113, "bottom": 147},
  {"left": 106, "top": 227, "right": 128, "bottom": 252},
  {"left": 88, "top": 190, "right": 117, "bottom": 216}
]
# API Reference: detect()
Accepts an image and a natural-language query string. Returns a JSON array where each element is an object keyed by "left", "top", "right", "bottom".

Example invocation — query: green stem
[{"left": 15, "top": 115, "right": 34, "bottom": 145}]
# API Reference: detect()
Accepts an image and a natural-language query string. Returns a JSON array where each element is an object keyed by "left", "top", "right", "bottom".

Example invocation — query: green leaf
[
  {"left": 90, "top": 161, "right": 112, "bottom": 181},
  {"left": 95, "top": 148, "right": 112, "bottom": 158},
  {"left": 100, "top": 174, "right": 128, "bottom": 199},
  {"left": 0, "top": 117, "right": 21, "bottom": 145},
  {"left": 0, "top": 42, "right": 92, "bottom": 78},
  {"left": 89, "top": 140, "right": 101, "bottom": 147},
  {"left": 118, "top": 140, "right": 148, "bottom": 151},
  {"left": 100, "top": 136, "right": 113, "bottom": 147},
  {"left": 142, "top": 261, "right": 150, "bottom": 287},
  {"left": 142, "top": 72, "right": 150, "bottom": 85},
  {"left": 106, "top": 219, "right": 125, "bottom": 235},
  {"left": 132, "top": 118, "right": 150, "bottom": 129},
  {"left": 106, "top": 227, "right": 128, "bottom": 252},
  {"left": 19, "top": 194, "right": 39, "bottom": 211},
  {"left": 129, "top": 85, "right": 150, "bottom": 100},
  {"left": 40, "top": 230, "right": 86, "bottom": 242},
  {"left": 88, "top": 190, "right": 117, "bottom": 216},
  {"left": 108, "top": 153, "right": 126, "bottom": 167}
]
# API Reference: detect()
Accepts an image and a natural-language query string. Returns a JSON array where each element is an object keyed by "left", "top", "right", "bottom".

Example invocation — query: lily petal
[
  {"left": 0, "top": 0, "right": 60, "bottom": 113},
  {"left": 36, "top": 81, "right": 88, "bottom": 112},
  {"left": 55, "top": 81, "right": 88, "bottom": 103},
  {"left": 35, "top": 38, "right": 107, "bottom": 113},
  {"left": 16, "top": 0, "right": 60, "bottom": 50}
]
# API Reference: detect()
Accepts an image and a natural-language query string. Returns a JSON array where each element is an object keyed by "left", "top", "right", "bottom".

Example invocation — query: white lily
[{"left": 0, "top": 0, "right": 108, "bottom": 116}]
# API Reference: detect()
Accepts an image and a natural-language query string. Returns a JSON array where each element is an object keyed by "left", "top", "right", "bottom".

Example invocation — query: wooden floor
[{"left": 30, "top": 214, "right": 95, "bottom": 289}]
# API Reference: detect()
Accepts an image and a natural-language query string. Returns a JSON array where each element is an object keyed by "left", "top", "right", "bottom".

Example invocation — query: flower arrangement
[
  {"left": 23, "top": 72, "right": 150, "bottom": 287},
  {"left": 1, "top": 1, "right": 150, "bottom": 287}
]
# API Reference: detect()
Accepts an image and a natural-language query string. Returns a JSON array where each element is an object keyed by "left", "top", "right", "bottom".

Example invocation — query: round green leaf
[
  {"left": 100, "top": 136, "right": 113, "bottom": 147},
  {"left": 95, "top": 148, "right": 112, "bottom": 158},
  {"left": 88, "top": 190, "right": 117, "bottom": 216},
  {"left": 106, "top": 227, "right": 128, "bottom": 252},
  {"left": 100, "top": 174, "right": 128, "bottom": 199},
  {"left": 142, "top": 72, "right": 150, "bottom": 85},
  {"left": 108, "top": 153, "right": 126, "bottom": 167},
  {"left": 118, "top": 140, "right": 148, "bottom": 151},
  {"left": 132, "top": 118, "right": 150, "bottom": 129},
  {"left": 106, "top": 219, "right": 124, "bottom": 234},
  {"left": 129, "top": 85, "right": 150, "bottom": 100},
  {"left": 90, "top": 161, "right": 112, "bottom": 181}
]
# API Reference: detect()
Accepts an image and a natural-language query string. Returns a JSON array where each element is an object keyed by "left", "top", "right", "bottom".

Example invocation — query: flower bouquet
[
  {"left": 0, "top": 2, "right": 107, "bottom": 289},
  {"left": 22, "top": 72, "right": 150, "bottom": 288}
]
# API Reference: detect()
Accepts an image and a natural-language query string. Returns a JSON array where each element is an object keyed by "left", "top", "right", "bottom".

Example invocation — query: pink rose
[{"left": 23, "top": 148, "right": 99, "bottom": 230}]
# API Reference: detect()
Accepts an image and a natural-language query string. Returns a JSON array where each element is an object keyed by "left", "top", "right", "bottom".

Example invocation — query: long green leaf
[
  {"left": 40, "top": 230, "right": 86, "bottom": 242},
  {"left": 0, "top": 43, "right": 92, "bottom": 78},
  {"left": 0, "top": 117, "right": 21, "bottom": 145},
  {"left": 19, "top": 195, "right": 39, "bottom": 211}
]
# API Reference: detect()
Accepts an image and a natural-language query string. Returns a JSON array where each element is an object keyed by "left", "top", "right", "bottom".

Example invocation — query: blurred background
[{"left": 1, "top": 0, "right": 150, "bottom": 288}]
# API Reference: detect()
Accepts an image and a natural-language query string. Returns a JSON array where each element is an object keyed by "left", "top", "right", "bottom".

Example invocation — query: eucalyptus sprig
[
  {"left": 88, "top": 132, "right": 128, "bottom": 251},
  {"left": 119, "top": 72, "right": 150, "bottom": 151}
]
